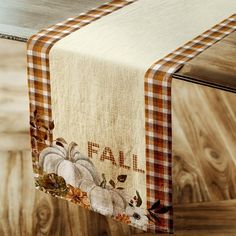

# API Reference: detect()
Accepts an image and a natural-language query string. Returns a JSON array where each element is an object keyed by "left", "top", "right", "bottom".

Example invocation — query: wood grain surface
[
  {"left": 1, "top": 151, "right": 236, "bottom": 236},
  {"left": 0, "top": 0, "right": 107, "bottom": 41},
  {"left": 0, "top": 38, "right": 236, "bottom": 235},
  {"left": 172, "top": 79, "right": 236, "bottom": 204},
  {"left": 0, "top": 39, "right": 29, "bottom": 151},
  {"left": 174, "top": 32, "right": 236, "bottom": 93}
]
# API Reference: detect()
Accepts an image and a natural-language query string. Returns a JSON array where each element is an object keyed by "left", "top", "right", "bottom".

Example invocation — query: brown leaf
[
  {"left": 42, "top": 125, "right": 49, "bottom": 131},
  {"left": 109, "top": 179, "right": 116, "bottom": 188},
  {"left": 37, "top": 132, "right": 46, "bottom": 140},
  {"left": 149, "top": 199, "right": 161, "bottom": 211},
  {"left": 32, "top": 135, "right": 41, "bottom": 142},
  {"left": 30, "top": 121, "right": 36, "bottom": 128},
  {"left": 49, "top": 121, "right": 55, "bottom": 130},
  {"left": 148, "top": 210, "right": 161, "bottom": 223},
  {"left": 99, "top": 180, "right": 106, "bottom": 189},
  {"left": 154, "top": 206, "right": 170, "bottom": 214},
  {"left": 36, "top": 119, "right": 43, "bottom": 127},
  {"left": 33, "top": 110, "right": 38, "bottom": 117},
  {"left": 147, "top": 213, "right": 156, "bottom": 223},
  {"left": 116, "top": 187, "right": 124, "bottom": 190},
  {"left": 136, "top": 190, "right": 142, "bottom": 207},
  {"left": 117, "top": 175, "right": 127, "bottom": 183},
  {"left": 129, "top": 203, "right": 134, "bottom": 207}
]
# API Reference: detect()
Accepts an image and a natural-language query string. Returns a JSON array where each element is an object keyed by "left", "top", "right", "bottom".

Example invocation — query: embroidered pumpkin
[
  {"left": 39, "top": 139, "right": 101, "bottom": 186},
  {"left": 78, "top": 179, "right": 127, "bottom": 216}
]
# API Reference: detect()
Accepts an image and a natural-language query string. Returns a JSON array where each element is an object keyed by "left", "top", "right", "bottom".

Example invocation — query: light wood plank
[
  {"left": 0, "top": 39, "right": 29, "bottom": 151},
  {"left": 172, "top": 79, "right": 236, "bottom": 203}
]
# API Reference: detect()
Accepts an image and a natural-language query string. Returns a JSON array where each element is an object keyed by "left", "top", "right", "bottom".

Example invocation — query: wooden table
[
  {"left": 1, "top": 1, "right": 236, "bottom": 235},
  {"left": 174, "top": 32, "right": 236, "bottom": 93},
  {"left": 0, "top": 0, "right": 107, "bottom": 41}
]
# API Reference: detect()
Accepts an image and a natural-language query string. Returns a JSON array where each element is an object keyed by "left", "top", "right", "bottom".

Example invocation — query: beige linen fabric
[{"left": 49, "top": 0, "right": 236, "bottom": 211}]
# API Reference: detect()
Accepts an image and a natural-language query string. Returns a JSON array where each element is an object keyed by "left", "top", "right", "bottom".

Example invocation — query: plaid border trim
[{"left": 145, "top": 14, "right": 236, "bottom": 233}]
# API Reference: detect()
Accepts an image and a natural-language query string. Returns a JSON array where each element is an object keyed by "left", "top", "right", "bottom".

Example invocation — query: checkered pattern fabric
[
  {"left": 145, "top": 14, "right": 236, "bottom": 233},
  {"left": 27, "top": 0, "right": 236, "bottom": 231}
]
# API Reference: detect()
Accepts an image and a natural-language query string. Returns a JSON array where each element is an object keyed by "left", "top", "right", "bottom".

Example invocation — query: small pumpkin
[
  {"left": 39, "top": 139, "right": 101, "bottom": 187},
  {"left": 78, "top": 179, "right": 127, "bottom": 216},
  {"left": 39, "top": 138, "right": 128, "bottom": 216}
]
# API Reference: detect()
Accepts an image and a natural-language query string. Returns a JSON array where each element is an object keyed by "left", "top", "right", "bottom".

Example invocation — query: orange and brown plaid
[
  {"left": 27, "top": 0, "right": 236, "bottom": 232},
  {"left": 145, "top": 14, "right": 236, "bottom": 233}
]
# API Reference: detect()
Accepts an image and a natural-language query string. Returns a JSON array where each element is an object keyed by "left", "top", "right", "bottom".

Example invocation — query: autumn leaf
[
  {"left": 102, "top": 173, "right": 106, "bottom": 180},
  {"left": 30, "top": 121, "right": 36, "bottom": 128},
  {"left": 148, "top": 210, "right": 161, "bottom": 223},
  {"left": 146, "top": 213, "right": 156, "bottom": 223},
  {"left": 149, "top": 199, "right": 161, "bottom": 211},
  {"left": 32, "top": 135, "right": 42, "bottom": 142},
  {"left": 35, "top": 173, "right": 68, "bottom": 196},
  {"left": 117, "top": 175, "right": 127, "bottom": 183},
  {"left": 116, "top": 187, "right": 124, "bottom": 190},
  {"left": 154, "top": 206, "right": 170, "bottom": 214},
  {"left": 49, "top": 121, "right": 55, "bottom": 130},
  {"left": 42, "top": 125, "right": 49, "bottom": 131},
  {"left": 38, "top": 131, "right": 46, "bottom": 139},
  {"left": 136, "top": 190, "right": 142, "bottom": 207},
  {"left": 129, "top": 202, "right": 134, "bottom": 207},
  {"left": 109, "top": 179, "right": 116, "bottom": 188},
  {"left": 33, "top": 110, "right": 38, "bottom": 117}
]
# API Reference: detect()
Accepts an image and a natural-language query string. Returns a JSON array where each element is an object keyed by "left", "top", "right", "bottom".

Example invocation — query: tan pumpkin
[
  {"left": 78, "top": 179, "right": 127, "bottom": 216},
  {"left": 39, "top": 140, "right": 101, "bottom": 187}
]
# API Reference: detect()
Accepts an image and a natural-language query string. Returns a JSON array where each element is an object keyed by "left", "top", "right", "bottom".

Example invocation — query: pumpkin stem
[{"left": 68, "top": 142, "right": 78, "bottom": 162}]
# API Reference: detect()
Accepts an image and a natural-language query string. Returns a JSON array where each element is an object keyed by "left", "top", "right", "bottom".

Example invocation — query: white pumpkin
[
  {"left": 39, "top": 139, "right": 128, "bottom": 216},
  {"left": 39, "top": 140, "right": 101, "bottom": 186},
  {"left": 78, "top": 179, "right": 127, "bottom": 216}
]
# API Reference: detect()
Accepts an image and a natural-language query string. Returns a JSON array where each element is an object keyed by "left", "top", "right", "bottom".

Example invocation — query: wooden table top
[
  {"left": 173, "top": 32, "right": 236, "bottom": 93},
  {"left": 0, "top": 0, "right": 107, "bottom": 42}
]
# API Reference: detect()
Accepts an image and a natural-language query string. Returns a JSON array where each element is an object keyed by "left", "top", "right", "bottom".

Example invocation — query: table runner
[{"left": 27, "top": 0, "right": 236, "bottom": 233}]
